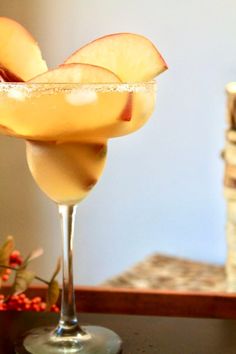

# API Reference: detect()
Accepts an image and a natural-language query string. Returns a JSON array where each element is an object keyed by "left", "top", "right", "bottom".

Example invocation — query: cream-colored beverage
[
  {"left": 0, "top": 17, "right": 167, "bottom": 354},
  {"left": 26, "top": 140, "right": 107, "bottom": 204}
]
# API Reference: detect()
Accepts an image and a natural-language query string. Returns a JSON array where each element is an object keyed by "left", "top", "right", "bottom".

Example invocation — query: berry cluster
[
  {"left": 10, "top": 250, "right": 23, "bottom": 267},
  {"left": 0, "top": 294, "right": 59, "bottom": 312},
  {"left": 1, "top": 250, "right": 23, "bottom": 283},
  {"left": 0, "top": 248, "right": 60, "bottom": 312}
]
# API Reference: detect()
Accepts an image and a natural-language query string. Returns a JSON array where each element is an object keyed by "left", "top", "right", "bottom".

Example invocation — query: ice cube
[{"left": 65, "top": 89, "right": 97, "bottom": 106}]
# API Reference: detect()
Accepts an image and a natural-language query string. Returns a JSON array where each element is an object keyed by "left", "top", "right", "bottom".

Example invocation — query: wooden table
[
  {"left": 18, "top": 286, "right": 236, "bottom": 319},
  {"left": 1, "top": 311, "right": 236, "bottom": 354}
]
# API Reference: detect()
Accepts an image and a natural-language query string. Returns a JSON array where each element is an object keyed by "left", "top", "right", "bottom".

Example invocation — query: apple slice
[
  {"left": 0, "top": 63, "right": 130, "bottom": 140},
  {"left": 64, "top": 33, "right": 167, "bottom": 82},
  {"left": 30, "top": 62, "right": 121, "bottom": 83},
  {"left": 0, "top": 17, "right": 47, "bottom": 81}
]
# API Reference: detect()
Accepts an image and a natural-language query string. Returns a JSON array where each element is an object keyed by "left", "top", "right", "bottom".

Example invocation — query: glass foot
[{"left": 16, "top": 325, "right": 122, "bottom": 354}]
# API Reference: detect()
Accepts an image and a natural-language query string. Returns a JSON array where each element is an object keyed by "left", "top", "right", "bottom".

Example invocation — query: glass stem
[{"left": 55, "top": 204, "right": 83, "bottom": 337}]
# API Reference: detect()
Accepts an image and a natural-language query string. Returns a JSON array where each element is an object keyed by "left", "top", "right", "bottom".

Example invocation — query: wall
[{"left": 0, "top": 0, "right": 235, "bottom": 285}]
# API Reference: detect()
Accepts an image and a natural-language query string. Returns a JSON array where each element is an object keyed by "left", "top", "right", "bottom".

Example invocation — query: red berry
[
  {"left": 2, "top": 274, "right": 9, "bottom": 282},
  {"left": 51, "top": 304, "right": 60, "bottom": 313},
  {"left": 0, "top": 292, "right": 60, "bottom": 313},
  {"left": 16, "top": 257, "right": 23, "bottom": 266},
  {"left": 32, "top": 297, "right": 42, "bottom": 304},
  {"left": 31, "top": 304, "right": 39, "bottom": 311},
  {"left": 10, "top": 250, "right": 21, "bottom": 258},
  {"left": 10, "top": 250, "right": 23, "bottom": 267},
  {"left": 10, "top": 263, "right": 17, "bottom": 268},
  {"left": 40, "top": 303, "right": 46, "bottom": 311}
]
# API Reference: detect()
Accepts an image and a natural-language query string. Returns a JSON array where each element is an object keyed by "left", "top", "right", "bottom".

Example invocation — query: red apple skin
[
  {"left": 0, "top": 65, "right": 23, "bottom": 82},
  {"left": 120, "top": 93, "right": 133, "bottom": 121}
]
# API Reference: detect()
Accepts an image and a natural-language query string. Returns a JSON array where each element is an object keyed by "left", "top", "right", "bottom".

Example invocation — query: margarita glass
[{"left": 0, "top": 81, "right": 156, "bottom": 354}]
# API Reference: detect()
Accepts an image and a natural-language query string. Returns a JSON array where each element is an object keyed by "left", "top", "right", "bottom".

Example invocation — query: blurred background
[{"left": 0, "top": 0, "right": 235, "bottom": 286}]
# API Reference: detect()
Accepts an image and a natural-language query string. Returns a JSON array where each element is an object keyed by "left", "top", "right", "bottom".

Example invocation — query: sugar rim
[{"left": 0, "top": 80, "right": 156, "bottom": 95}]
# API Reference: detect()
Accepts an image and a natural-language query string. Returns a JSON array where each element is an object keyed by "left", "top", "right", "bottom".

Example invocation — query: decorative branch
[{"left": 0, "top": 236, "right": 61, "bottom": 311}]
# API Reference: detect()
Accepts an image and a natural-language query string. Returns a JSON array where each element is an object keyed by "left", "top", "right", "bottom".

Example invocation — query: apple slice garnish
[
  {"left": 63, "top": 33, "right": 166, "bottom": 136},
  {"left": 0, "top": 17, "right": 47, "bottom": 81},
  {"left": 64, "top": 33, "right": 167, "bottom": 82}
]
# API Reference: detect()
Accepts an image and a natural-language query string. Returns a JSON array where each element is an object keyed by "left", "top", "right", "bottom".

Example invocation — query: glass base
[{"left": 16, "top": 325, "right": 122, "bottom": 354}]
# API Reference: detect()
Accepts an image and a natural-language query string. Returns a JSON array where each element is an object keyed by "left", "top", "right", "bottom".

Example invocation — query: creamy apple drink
[
  {"left": 0, "top": 17, "right": 167, "bottom": 354},
  {"left": 0, "top": 77, "right": 157, "bottom": 204}
]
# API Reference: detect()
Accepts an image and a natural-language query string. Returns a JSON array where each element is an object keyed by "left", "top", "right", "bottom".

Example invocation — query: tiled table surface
[{"left": 104, "top": 253, "right": 226, "bottom": 291}]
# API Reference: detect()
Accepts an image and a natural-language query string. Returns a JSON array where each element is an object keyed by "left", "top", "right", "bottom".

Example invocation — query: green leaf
[
  {"left": 22, "top": 247, "right": 44, "bottom": 268},
  {"left": 51, "top": 258, "right": 61, "bottom": 281},
  {"left": 12, "top": 269, "right": 35, "bottom": 295},
  {"left": 46, "top": 258, "right": 61, "bottom": 310},
  {"left": 0, "top": 236, "right": 15, "bottom": 282},
  {"left": 46, "top": 279, "right": 60, "bottom": 311}
]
